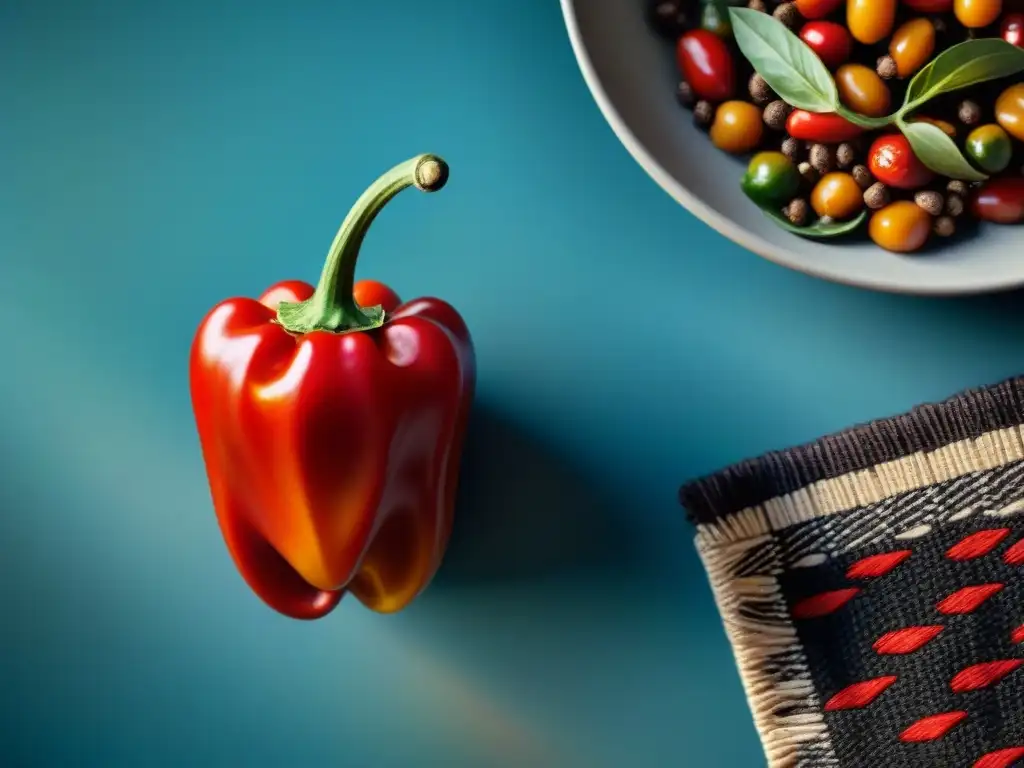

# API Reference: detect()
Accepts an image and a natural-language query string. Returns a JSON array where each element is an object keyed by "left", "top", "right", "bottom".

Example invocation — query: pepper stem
[{"left": 275, "top": 154, "right": 449, "bottom": 334}]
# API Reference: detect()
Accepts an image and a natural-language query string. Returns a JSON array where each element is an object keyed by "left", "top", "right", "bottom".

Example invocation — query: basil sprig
[{"left": 729, "top": 7, "right": 1024, "bottom": 184}]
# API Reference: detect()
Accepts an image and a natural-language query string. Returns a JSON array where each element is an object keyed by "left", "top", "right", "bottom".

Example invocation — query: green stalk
[{"left": 276, "top": 154, "right": 449, "bottom": 335}]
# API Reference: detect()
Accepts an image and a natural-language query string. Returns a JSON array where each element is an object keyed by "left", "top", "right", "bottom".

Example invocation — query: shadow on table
[{"left": 433, "top": 403, "right": 648, "bottom": 588}]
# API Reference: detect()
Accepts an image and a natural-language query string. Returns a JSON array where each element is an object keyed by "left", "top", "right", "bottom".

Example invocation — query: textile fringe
[{"left": 697, "top": 534, "right": 837, "bottom": 768}]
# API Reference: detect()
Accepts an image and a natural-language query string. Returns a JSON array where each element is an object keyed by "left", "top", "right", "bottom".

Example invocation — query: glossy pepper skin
[{"left": 190, "top": 154, "right": 475, "bottom": 620}]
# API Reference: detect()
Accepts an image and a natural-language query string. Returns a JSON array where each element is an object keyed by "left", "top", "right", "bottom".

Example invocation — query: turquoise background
[{"left": 4, "top": 1, "right": 1024, "bottom": 765}]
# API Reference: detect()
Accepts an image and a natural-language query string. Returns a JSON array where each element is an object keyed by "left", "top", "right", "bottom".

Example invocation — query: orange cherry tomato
[
  {"left": 795, "top": 0, "right": 845, "bottom": 19},
  {"left": 786, "top": 110, "right": 864, "bottom": 142},
  {"left": 868, "top": 134, "right": 935, "bottom": 190},
  {"left": 869, "top": 201, "right": 932, "bottom": 253},
  {"left": 799, "top": 21, "right": 853, "bottom": 70},
  {"left": 811, "top": 173, "right": 864, "bottom": 220},
  {"left": 710, "top": 101, "right": 764, "bottom": 154},
  {"left": 836, "top": 64, "right": 891, "bottom": 117},
  {"left": 996, "top": 83, "right": 1024, "bottom": 142},
  {"left": 848, "top": 0, "right": 896, "bottom": 44},
  {"left": 954, "top": 0, "right": 1002, "bottom": 29},
  {"left": 890, "top": 19, "right": 936, "bottom": 78}
]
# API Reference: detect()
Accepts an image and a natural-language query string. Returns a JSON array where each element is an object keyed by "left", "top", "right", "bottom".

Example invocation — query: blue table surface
[{"left": 4, "top": 1, "right": 1024, "bottom": 766}]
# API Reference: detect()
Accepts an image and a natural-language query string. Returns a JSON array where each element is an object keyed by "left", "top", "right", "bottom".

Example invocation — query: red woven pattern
[{"left": 792, "top": 530, "right": 1024, "bottom": 764}]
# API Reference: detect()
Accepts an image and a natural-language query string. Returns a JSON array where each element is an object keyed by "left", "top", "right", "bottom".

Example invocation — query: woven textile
[{"left": 679, "top": 378, "right": 1024, "bottom": 768}]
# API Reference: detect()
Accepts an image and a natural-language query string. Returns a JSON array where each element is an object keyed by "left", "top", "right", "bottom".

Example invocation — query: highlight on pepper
[{"left": 190, "top": 154, "right": 475, "bottom": 620}]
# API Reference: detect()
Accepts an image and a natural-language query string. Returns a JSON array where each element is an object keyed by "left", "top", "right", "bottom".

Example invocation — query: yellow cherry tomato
[
  {"left": 869, "top": 201, "right": 932, "bottom": 253},
  {"left": 836, "top": 64, "right": 891, "bottom": 118},
  {"left": 811, "top": 173, "right": 865, "bottom": 220},
  {"left": 954, "top": 0, "right": 1002, "bottom": 28},
  {"left": 889, "top": 19, "right": 936, "bottom": 78},
  {"left": 996, "top": 83, "right": 1024, "bottom": 142},
  {"left": 848, "top": 0, "right": 896, "bottom": 44},
  {"left": 710, "top": 101, "right": 764, "bottom": 155}
]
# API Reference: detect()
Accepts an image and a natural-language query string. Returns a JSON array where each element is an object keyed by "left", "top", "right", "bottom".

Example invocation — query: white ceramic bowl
[{"left": 561, "top": 0, "right": 1024, "bottom": 295}]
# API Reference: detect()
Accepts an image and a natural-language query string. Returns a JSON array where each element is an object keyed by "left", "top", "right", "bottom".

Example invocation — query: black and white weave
[{"left": 680, "top": 377, "right": 1024, "bottom": 768}]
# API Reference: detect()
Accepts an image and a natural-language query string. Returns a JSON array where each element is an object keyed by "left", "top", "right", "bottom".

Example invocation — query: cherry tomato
[
  {"left": 954, "top": 0, "right": 1002, "bottom": 29},
  {"left": 711, "top": 101, "right": 764, "bottom": 154},
  {"left": 811, "top": 173, "right": 864, "bottom": 220},
  {"left": 836, "top": 64, "right": 891, "bottom": 118},
  {"left": 741, "top": 152, "right": 801, "bottom": 207},
  {"left": 848, "top": 0, "right": 896, "bottom": 44},
  {"left": 972, "top": 178, "right": 1024, "bottom": 224},
  {"left": 795, "top": 0, "right": 844, "bottom": 19},
  {"left": 966, "top": 124, "right": 1013, "bottom": 174},
  {"left": 1004, "top": 13, "right": 1024, "bottom": 46},
  {"left": 890, "top": 19, "right": 936, "bottom": 78},
  {"left": 786, "top": 110, "right": 864, "bottom": 142},
  {"left": 868, "top": 134, "right": 935, "bottom": 190},
  {"left": 902, "top": 0, "right": 953, "bottom": 9},
  {"left": 799, "top": 22, "right": 853, "bottom": 70},
  {"left": 869, "top": 201, "right": 932, "bottom": 253},
  {"left": 996, "top": 83, "right": 1024, "bottom": 141},
  {"left": 677, "top": 30, "right": 736, "bottom": 103}
]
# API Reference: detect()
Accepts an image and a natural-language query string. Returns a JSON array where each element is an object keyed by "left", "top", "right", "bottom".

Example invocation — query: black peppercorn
[
  {"left": 781, "top": 137, "right": 803, "bottom": 162},
  {"left": 852, "top": 164, "right": 873, "bottom": 190},
  {"left": 809, "top": 143, "right": 833, "bottom": 174},
  {"left": 934, "top": 216, "right": 956, "bottom": 237},
  {"left": 958, "top": 100, "right": 981, "bottom": 126},
  {"left": 786, "top": 198, "right": 809, "bottom": 226},
  {"left": 676, "top": 80, "right": 695, "bottom": 108},
  {"left": 772, "top": 2, "right": 799, "bottom": 28},
  {"left": 748, "top": 0, "right": 768, "bottom": 10},
  {"left": 763, "top": 99, "right": 791, "bottom": 130},
  {"left": 836, "top": 143, "right": 856, "bottom": 169},
  {"left": 693, "top": 100, "right": 715, "bottom": 130},
  {"left": 647, "top": 0, "right": 688, "bottom": 40},
  {"left": 749, "top": 73, "right": 774, "bottom": 105},
  {"left": 798, "top": 161, "right": 817, "bottom": 185},
  {"left": 877, "top": 55, "right": 897, "bottom": 80},
  {"left": 914, "top": 190, "right": 945, "bottom": 216},
  {"left": 864, "top": 182, "right": 890, "bottom": 210}
]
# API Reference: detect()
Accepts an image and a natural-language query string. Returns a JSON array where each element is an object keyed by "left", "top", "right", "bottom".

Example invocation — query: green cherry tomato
[
  {"left": 966, "top": 124, "right": 1013, "bottom": 174},
  {"left": 701, "top": 0, "right": 732, "bottom": 39},
  {"left": 741, "top": 152, "right": 801, "bottom": 208}
]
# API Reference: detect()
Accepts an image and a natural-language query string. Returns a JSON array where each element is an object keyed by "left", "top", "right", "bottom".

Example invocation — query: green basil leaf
[
  {"left": 761, "top": 207, "right": 868, "bottom": 238},
  {"left": 899, "top": 120, "right": 988, "bottom": 182},
  {"left": 903, "top": 38, "right": 1024, "bottom": 112},
  {"left": 729, "top": 7, "right": 837, "bottom": 113}
]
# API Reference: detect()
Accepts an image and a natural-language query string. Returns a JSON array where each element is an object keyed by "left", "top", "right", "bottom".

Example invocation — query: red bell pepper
[{"left": 190, "top": 154, "right": 475, "bottom": 620}]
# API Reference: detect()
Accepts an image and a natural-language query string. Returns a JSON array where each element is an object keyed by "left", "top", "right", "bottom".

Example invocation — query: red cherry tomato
[
  {"left": 676, "top": 30, "right": 735, "bottom": 102},
  {"left": 1003, "top": 13, "right": 1024, "bottom": 47},
  {"left": 786, "top": 110, "right": 865, "bottom": 142},
  {"left": 868, "top": 134, "right": 935, "bottom": 190},
  {"left": 972, "top": 178, "right": 1024, "bottom": 224},
  {"left": 795, "top": 0, "right": 844, "bottom": 19},
  {"left": 799, "top": 22, "right": 853, "bottom": 69},
  {"left": 901, "top": 0, "right": 953, "bottom": 10}
]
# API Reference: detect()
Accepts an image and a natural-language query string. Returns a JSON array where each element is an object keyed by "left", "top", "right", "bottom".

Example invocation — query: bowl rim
[{"left": 559, "top": 0, "right": 1023, "bottom": 297}]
